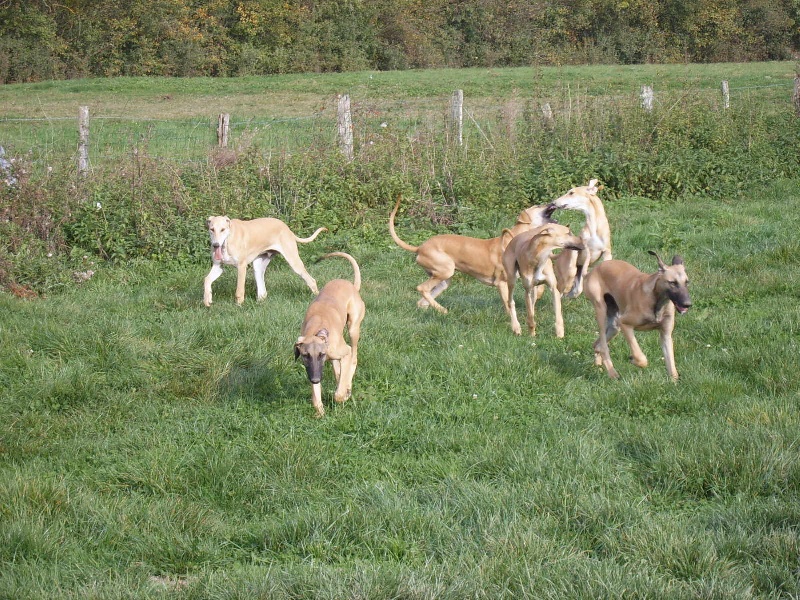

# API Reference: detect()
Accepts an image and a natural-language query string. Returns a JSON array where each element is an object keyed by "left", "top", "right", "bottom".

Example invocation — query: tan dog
[
  {"left": 294, "top": 252, "right": 365, "bottom": 417},
  {"left": 389, "top": 197, "right": 557, "bottom": 314},
  {"left": 584, "top": 251, "right": 692, "bottom": 381},
  {"left": 550, "top": 179, "right": 612, "bottom": 298},
  {"left": 502, "top": 223, "right": 584, "bottom": 338},
  {"left": 203, "top": 216, "right": 326, "bottom": 306}
]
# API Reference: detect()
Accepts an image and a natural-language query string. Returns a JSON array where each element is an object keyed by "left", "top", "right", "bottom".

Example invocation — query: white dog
[{"left": 204, "top": 216, "right": 326, "bottom": 306}]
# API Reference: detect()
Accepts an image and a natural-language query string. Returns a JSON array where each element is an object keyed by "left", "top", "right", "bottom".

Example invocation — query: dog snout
[{"left": 671, "top": 291, "right": 692, "bottom": 313}]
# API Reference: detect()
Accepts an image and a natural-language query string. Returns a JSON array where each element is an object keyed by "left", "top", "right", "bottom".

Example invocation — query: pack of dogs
[{"left": 205, "top": 179, "right": 692, "bottom": 416}]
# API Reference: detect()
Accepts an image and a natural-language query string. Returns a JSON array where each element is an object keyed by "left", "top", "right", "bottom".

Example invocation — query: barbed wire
[{"left": 1, "top": 81, "right": 794, "bottom": 166}]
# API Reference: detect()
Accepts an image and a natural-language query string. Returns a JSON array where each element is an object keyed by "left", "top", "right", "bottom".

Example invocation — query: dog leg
[
  {"left": 417, "top": 278, "right": 449, "bottom": 313},
  {"left": 522, "top": 280, "right": 538, "bottom": 336},
  {"left": 621, "top": 324, "right": 648, "bottom": 368},
  {"left": 203, "top": 263, "right": 224, "bottom": 306},
  {"left": 333, "top": 350, "right": 353, "bottom": 403},
  {"left": 311, "top": 381, "right": 325, "bottom": 417},
  {"left": 251, "top": 255, "right": 273, "bottom": 301},
  {"left": 660, "top": 323, "right": 679, "bottom": 381},
  {"left": 281, "top": 246, "right": 319, "bottom": 295},
  {"left": 338, "top": 311, "right": 363, "bottom": 402},
  {"left": 567, "top": 259, "right": 589, "bottom": 298},
  {"left": 593, "top": 299, "right": 620, "bottom": 378},
  {"left": 546, "top": 271, "right": 565, "bottom": 338},
  {"left": 235, "top": 263, "right": 248, "bottom": 305},
  {"left": 506, "top": 277, "right": 523, "bottom": 335}
]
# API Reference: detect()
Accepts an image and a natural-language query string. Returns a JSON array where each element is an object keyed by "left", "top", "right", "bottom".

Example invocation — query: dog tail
[
  {"left": 295, "top": 227, "right": 328, "bottom": 244},
  {"left": 388, "top": 196, "right": 419, "bottom": 253},
  {"left": 320, "top": 252, "right": 362, "bottom": 291}
]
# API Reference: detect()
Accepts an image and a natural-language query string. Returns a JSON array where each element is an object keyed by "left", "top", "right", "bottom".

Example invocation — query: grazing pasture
[
  {"left": 1, "top": 64, "right": 800, "bottom": 597},
  {"left": 1, "top": 178, "right": 799, "bottom": 597}
]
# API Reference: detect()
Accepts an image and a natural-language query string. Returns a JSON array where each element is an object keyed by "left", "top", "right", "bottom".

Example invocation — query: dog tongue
[{"left": 213, "top": 247, "right": 223, "bottom": 262}]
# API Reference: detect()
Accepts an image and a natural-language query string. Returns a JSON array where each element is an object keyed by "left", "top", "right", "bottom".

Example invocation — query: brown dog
[
  {"left": 550, "top": 179, "right": 612, "bottom": 298},
  {"left": 204, "top": 216, "right": 326, "bottom": 306},
  {"left": 584, "top": 251, "right": 692, "bottom": 380},
  {"left": 294, "top": 252, "right": 365, "bottom": 417},
  {"left": 502, "top": 223, "right": 584, "bottom": 337},
  {"left": 389, "top": 197, "right": 557, "bottom": 314}
]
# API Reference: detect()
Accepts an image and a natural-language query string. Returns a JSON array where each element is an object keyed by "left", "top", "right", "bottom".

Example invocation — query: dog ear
[
  {"left": 672, "top": 255, "right": 684, "bottom": 266},
  {"left": 587, "top": 179, "right": 599, "bottom": 194},
  {"left": 500, "top": 228, "right": 515, "bottom": 251},
  {"left": 206, "top": 217, "right": 212, "bottom": 229},
  {"left": 315, "top": 329, "right": 329, "bottom": 343},
  {"left": 294, "top": 345, "right": 301, "bottom": 360},
  {"left": 516, "top": 209, "right": 532, "bottom": 225},
  {"left": 648, "top": 250, "right": 667, "bottom": 272}
]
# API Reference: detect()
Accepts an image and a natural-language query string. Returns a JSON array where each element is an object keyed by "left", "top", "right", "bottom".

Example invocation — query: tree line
[{"left": 1, "top": 0, "right": 798, "bottom": 83}]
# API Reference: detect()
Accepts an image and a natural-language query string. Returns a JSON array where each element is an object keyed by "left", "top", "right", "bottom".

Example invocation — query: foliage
[
  {"left": 3, "top": 72, "right": 799, "bottom": 294},
  {"left": 2, "top": 0, "right": 799, "bottom": 82}
]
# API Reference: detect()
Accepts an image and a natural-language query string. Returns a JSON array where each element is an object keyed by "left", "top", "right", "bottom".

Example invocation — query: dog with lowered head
[{"left": 294, "top": 252, "right": 365, "bottom": 418}]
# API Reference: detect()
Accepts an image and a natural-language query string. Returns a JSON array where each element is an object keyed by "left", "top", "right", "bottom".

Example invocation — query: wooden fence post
[
  {"left": 541, "top": 102, "right": 554, "bottom": 129},
  {"left": 793, "top": 76, "right": 800, "bottom": 117},
  {"left": 78, "top": 106, "right": 89, "bottom": 176},
  {"left": 721, "top": 80, "right": 730, "bottom": 109},
  {"left": 337, "top": 94, "right": 354, "bottom": 161},
  {"left": 640, "top": 86, "right": 654, "bottom": 112},
  {"left": 451, "top": 89, "right": 464, "bottom": 146},
  {"left": 217, "top": 113, "right": 230, "bottom": 147}
]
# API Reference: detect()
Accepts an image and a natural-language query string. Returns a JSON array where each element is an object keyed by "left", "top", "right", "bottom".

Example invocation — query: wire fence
[{"left": 1, "top": 80, "right": 796, "bottom": 173}]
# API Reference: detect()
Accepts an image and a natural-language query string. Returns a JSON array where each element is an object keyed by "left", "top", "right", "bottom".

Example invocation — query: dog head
[
  {"left": 537, "top": 224, "right": 585, "bottom": 252},
  {"left": 516, "top": 203, "right": 558, "bottom": 228},
  {"left": 650, "top": 251, "right": 692, "bottom": 314},
  {"left": 206, "top": 216, "right": 231, "bottom": 262},
  {"left": 294, "top": 329, "right": 329, "bottom": 384},
  {"left": 551, "top": 179, "right": 601, "bottom": 212}
]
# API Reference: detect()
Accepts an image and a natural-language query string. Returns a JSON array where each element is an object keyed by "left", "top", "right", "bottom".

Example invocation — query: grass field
[
  {"left": 1, "top": 61, "right": 796, "bottom": 165},
  {"left": 2, "top": 169, "right": 800, "bottom": 597}
]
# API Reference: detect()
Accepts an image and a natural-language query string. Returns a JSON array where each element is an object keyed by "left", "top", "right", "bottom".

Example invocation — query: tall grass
[{"left": 1, "top": 176, "right": 799, "bottom": 597}]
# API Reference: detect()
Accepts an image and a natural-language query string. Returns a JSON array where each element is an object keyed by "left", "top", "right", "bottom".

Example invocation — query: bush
[{"left": 3, "top": 94, "right": 799, "bottom": 295}]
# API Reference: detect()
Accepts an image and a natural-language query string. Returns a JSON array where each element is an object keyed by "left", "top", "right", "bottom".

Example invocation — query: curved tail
[
  {"left": 295, "top": 227, "right": 328, "bottom": 244},
  {"left": 388, "top": 196, "right": 419, "bottom": 252},
  {"left": 320, "top": 252, "right": 362, "bottom": 291}
]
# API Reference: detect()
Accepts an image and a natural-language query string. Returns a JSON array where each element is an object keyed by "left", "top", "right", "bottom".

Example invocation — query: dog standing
[
  {"left": 502, "top": 223, "right": 584, "bottom": 338},
  {"left": 204, "top": 216, "right": 326, "bottom": 306},
  {"left": 295, "top": 252, "right": 365, "bottom": 417},
  {"left": 584, "top": 251, "right": 692, "bottom": 380},
  {"left": 389, "top": 197, "right": 557, "bottom": 314},
  {"left": 550, "top": 179, "right": 612, "bottom": 298}
]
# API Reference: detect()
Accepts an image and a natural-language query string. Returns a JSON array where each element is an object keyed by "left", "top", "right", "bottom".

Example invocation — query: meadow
[{"left": 1, "top": 64, "right": 800, "bottom": 598}]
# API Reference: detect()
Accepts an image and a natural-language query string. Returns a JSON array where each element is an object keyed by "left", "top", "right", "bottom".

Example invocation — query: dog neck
[{"left": 647, "top": 274, "right": 672, "bottom": 323}]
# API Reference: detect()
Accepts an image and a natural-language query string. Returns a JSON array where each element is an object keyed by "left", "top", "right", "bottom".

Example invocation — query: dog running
[
  {"left": 584, "top": 251, "right": 691, "bottom": 380},
  {"left": 389, "top": 197, "right": 557, "bottom": 314}
]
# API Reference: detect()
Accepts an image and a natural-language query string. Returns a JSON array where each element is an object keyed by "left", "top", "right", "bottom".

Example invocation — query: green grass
[
  {"left": 1, "top": 177, "right": 799, "bottom": 597},
  {"left": 1, "top": 61, "right": 796, "bottom": 165}
]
